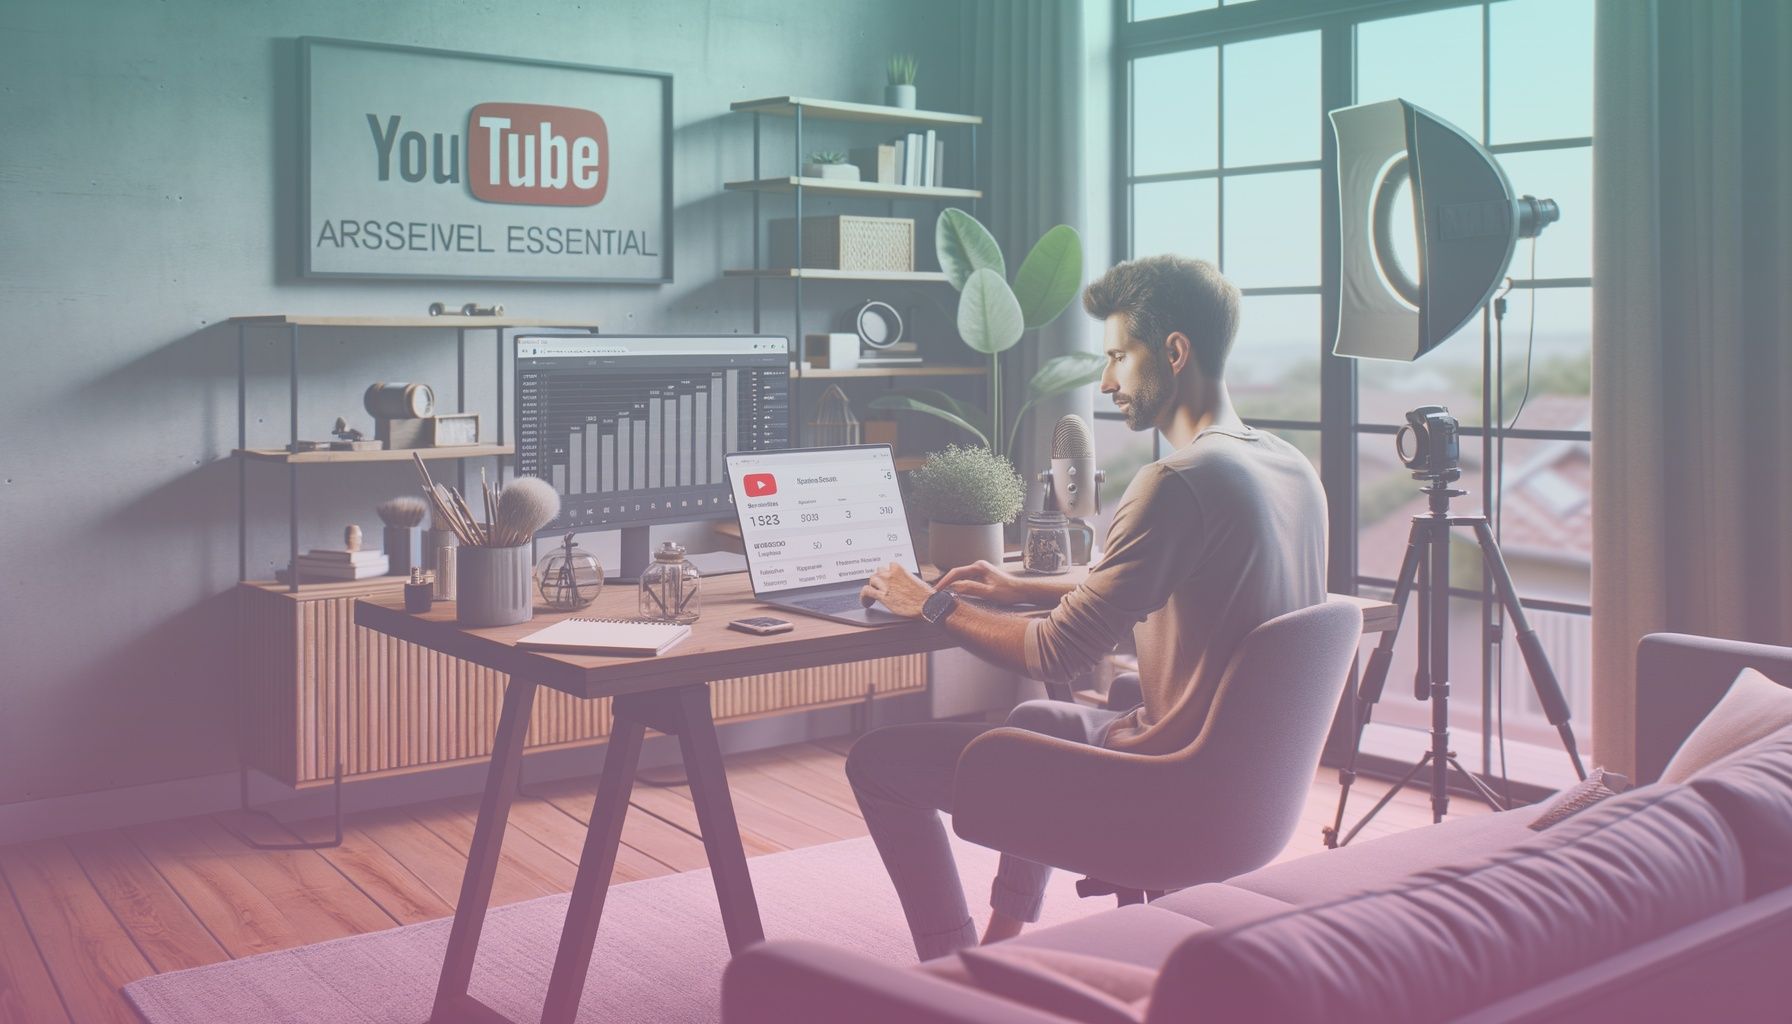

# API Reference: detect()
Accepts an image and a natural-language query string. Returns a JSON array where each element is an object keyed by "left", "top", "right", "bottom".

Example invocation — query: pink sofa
[{"left": 722, "top": 633, "right": 1792, "bottom": 1022}]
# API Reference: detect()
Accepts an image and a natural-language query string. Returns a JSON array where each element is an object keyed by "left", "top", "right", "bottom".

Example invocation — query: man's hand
[
  {"left": 935, "top": 560, "right": 1035, "bottom": 605},
  {"left": 860, "top": 562, "right": 934, "bottom": 618}
]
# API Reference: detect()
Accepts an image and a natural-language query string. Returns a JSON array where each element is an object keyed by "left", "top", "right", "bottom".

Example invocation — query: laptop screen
[{"left": 725, "top": 445, "right": 919, "bottom": 595}]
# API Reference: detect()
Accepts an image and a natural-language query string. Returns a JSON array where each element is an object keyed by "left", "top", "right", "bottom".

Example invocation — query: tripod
[{"left": 1323, "top": 471, "right": 1587, "bottom": 848}]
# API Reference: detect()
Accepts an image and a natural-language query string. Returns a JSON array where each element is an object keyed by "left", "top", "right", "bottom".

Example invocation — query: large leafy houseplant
[{"left": 870, "top": 210, "right": 1102, "bottom": 459}]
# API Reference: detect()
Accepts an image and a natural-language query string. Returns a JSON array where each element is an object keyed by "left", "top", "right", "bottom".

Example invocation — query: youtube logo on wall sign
[
  {"left": 467, "top": 103, "right": 609, "bottom": 206},
  {"left": 302, "top": 37, "right": 670, "bottom": 282},
  {"left": 743, "top": 474, "right": 778, "bottom": 498}
]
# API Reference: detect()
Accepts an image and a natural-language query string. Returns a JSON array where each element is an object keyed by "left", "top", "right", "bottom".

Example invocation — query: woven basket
[{"left": 770, "top": 215, "right": 914, "bottom": 272}]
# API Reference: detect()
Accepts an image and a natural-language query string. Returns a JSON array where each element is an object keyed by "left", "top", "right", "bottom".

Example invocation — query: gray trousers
[{"left": 845, "top": 696, "right": 1127, "bottom": 961}]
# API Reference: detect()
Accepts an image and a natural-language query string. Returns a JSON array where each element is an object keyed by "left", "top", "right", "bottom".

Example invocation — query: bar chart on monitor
[{"left": 515, "top": 336, "right": 791, "bottom": 532}]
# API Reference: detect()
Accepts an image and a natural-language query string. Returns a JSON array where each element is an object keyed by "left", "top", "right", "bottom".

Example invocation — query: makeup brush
[
  {"left": 377, "top": 495, "right": 429, "bottom": 575},
  {"left": 491, "top": 476, "right": 561, "bottom": 547}
]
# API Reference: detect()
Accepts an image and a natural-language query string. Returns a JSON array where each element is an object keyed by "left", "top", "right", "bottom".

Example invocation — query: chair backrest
[{"left": 1152, "top": 597, "right": 1364, "bottom": 881}]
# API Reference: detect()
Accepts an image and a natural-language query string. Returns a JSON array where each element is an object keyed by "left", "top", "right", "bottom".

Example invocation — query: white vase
[
  {"left": 886, "top": 83, "right": 916, "bottom": 109},
  {"left": 801, "top": 162, "right": 862, "bottom": 182},
  {"left": 928, "top": 521, "right": 1005, "bottom": 574}
]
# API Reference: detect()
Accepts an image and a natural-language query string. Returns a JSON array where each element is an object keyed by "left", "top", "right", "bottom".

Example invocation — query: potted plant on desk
[{"left": 909, "top": 443, "right": 1025, "bottom": 572}]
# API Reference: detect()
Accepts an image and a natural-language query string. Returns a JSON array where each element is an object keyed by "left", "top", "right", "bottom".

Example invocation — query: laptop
[{"left": 725, "top": 444, "right": 920, "bottom": 626}]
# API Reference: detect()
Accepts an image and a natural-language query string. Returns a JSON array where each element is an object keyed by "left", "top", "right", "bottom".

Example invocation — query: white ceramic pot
[
  {"left": 886, "top": 83, "right": 916, "bottom": 109},
  {"left": 456, "top": 544, "right": 533, "bottom": 626},
  {"left": 928, "top": 521, "right": 1004, "bottom": 574},
  {"left": 802, "top": 162, "right": 862, "bottom": 181}
]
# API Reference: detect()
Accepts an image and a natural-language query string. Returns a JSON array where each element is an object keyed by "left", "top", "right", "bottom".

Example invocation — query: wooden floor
[{"left": 0, "top": 737, "right": 1484, "bottom": 1024}]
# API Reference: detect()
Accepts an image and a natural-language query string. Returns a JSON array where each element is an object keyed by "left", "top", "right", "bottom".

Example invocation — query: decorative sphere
[{"left": 534, "top": 535, "right": 604, "bottom": 611}]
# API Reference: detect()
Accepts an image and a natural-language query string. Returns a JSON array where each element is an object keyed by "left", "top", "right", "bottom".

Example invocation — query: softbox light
[{"left": 1330, "top": 98, "right": 1558, "bottom": 361}]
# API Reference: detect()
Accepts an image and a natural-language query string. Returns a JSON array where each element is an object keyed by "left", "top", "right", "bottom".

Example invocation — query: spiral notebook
[{"left": 514, "top": 617, "right": 691, "bottom": 656}]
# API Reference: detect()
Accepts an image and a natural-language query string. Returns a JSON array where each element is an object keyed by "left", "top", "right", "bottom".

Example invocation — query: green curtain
[
  {"left": 1591, "top": 0, "right": 1792, "bottom": 776},
  {"left": 961, "top": 0, "right": 1093, "bottom": 487}
]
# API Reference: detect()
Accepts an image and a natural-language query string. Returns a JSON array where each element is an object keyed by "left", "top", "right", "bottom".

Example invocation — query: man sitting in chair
[{"left": 849, "top": 254, "right": 1328, "bottom": 960}]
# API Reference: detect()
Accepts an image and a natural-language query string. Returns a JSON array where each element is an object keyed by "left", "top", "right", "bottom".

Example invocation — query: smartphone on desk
[{"left": 728, "top": 616, "right": 795, "bottom": 636}]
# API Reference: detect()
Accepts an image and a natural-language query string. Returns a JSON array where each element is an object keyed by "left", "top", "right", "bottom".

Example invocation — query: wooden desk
[{"left": 355, "top": 577, "right": 1394, "bottom": 1024}]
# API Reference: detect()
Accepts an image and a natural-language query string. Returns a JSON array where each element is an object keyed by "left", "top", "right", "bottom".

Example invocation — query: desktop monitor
[{"left": 514, "top": 334, "right": 791, "bottom": 576}]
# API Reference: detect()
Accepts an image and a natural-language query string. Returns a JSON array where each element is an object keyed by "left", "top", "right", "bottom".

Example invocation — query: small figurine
[
  {"left": 345, "top": 524, "right": 363, "bottom": 552},
  {"left": 332, "top": 416, "right": 365, "bottom": 442}
]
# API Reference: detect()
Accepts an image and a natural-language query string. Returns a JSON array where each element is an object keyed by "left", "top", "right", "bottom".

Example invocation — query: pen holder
[{"left": 456, "top": 544, "right": 532, "bottom": 626}]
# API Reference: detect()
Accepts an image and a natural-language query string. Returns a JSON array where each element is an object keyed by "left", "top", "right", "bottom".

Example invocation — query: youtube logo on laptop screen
[{"left": 727, "top": 449, "right": 917, "bottom": 595}]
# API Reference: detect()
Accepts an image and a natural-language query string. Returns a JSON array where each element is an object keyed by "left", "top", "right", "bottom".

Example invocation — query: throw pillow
[
  {"left": 1687, "top": 725, "right": 1792, "bottom": 896},
  {"left": 956, "top": 945, "right": 1153, "bottom": 1024},
  {"left": 1527, "top": 766, "right": 1631, "bottom": 831},
  {"left": 1661, "top": 667, "right": 1792, "bottom": 783}
]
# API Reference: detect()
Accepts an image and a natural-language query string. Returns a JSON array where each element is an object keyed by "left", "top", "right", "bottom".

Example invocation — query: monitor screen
[
  {"left": 725, "top": 445, "right": 918, "bottom": 595},
  {"left": 515, "top": 335, "right": 790, "bottom": 531}
]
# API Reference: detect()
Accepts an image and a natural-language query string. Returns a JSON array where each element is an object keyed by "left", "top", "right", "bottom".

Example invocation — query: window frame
[{"left": 1116, "top": 0, "right": 1593, "bottom": 801}]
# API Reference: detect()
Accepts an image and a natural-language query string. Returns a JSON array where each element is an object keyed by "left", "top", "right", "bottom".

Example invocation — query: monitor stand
[{"left": 611, "top": 525, "right": 653, "bottom": 584}]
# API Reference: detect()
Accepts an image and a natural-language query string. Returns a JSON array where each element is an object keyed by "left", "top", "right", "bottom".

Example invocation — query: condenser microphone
[{"left": 1047, "top": 414, "right": 1102, "bottom": 519}]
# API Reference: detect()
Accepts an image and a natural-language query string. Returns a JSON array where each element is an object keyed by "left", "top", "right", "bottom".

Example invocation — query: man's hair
[{"left": 1082, "top": 255, "right": 1241, "bottom": 377}]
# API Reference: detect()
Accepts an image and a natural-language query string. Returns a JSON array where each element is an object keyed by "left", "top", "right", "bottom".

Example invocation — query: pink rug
[{"left": 124, "top": 829, "right": 1107, "bottom": 1023}]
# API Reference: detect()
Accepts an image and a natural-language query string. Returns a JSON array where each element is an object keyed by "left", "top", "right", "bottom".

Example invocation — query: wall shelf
[
  {"left": 232, "top": 443, "right": 515, "bottom": 465},
  {"left": 792, "top": 365, "right": 986, "bottom": 380},
  {"left": 228, "top": 315, "right": 602, "bottom": 329},
  {"left": 724, "top": 176, "right": 981, "bottom": 201},
  {"left": 730, "top": 95, "right": 984, "bottom": 128},
  {"left": 722, "top": 268, "right": 952, "bottom": 283}
]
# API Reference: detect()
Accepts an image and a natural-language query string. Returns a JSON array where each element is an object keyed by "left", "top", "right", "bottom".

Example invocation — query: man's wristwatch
[{"left": 921, "top": 589, "right": 960, "bottom": 625}]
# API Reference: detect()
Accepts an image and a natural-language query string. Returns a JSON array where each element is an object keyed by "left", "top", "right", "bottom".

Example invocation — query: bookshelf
[
  {"left": 725, "top": 94, "right": 986, "bottom": 458},
  {"left": 226, "top": 314, "right": 598, "bottom": 593}
]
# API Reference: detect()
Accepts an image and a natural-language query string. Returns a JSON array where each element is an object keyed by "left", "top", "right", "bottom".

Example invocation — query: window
[{"left": 1117, "top": 0, "right": 1595, "bottom": 791}]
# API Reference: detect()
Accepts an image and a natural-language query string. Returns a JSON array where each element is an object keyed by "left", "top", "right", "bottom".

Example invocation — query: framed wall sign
[{"left": 301, "top": 37, "right": 673, "bottom": 283}]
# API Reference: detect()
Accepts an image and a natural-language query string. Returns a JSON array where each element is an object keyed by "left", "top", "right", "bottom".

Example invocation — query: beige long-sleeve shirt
[{"left": 1022, "top": 425, "right": 1328, "bottom": 755}]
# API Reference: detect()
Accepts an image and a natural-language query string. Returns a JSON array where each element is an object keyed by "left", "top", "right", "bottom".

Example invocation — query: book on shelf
[
  {"left": 921, "top": 129, "right": 937, "bottom": 189},
  {"left": 281, "top": 553, "right": 392, "bottom": 581},
  {"left": 851, "top": 143, "right": 897, "bottom": 185},
  {"left": 905, "top": 131, "right": 922, "bottom": 186},
  {"left": 894, "top": 137, "right": 908, "bottom": 185},
  {"left": 303, "top": 547, "right": 387, "bottom": 564},
  {"left": 934, "top": 138, "right": 945, "bottom": 187},
  {"left": 855, "top": 355, "right": 924, "bottom": 366}
]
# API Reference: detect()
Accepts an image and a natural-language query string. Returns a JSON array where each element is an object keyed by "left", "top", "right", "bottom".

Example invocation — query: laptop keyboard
[{"left": 791, "top": 592, "right": 871, "bottom": 613}]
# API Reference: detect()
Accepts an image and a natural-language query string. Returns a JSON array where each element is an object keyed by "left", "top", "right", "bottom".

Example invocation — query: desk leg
[
  {"left": 537, "top": 683, "right": 764, "bottom": 1024},
  {"left": 539, "top": 715, "right": 645, "bottom": 1024},
  {"left": 432, "top": 677, "right": 537, "bottom": 1022},
  {"left": 672, "top": 683, "right": 765, "bottom": 953}
]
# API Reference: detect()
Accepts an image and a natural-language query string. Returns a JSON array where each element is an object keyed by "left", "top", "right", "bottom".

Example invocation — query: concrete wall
[{"left": 0, "top": 0, "right": 967, "bottom": 807}]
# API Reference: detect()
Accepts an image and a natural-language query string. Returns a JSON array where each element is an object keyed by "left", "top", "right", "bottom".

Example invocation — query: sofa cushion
[
  {"left": 1149, "top": 883, "right": 1293, "bottom": 928},
  {"left": 1224, "top": 804, "right": 1537, "bottom": 904},
  {"left": 1687, "top": 726, "right": 1792, "bottom": 897},
  {"left": 919, "top": 904, "right": 1208, "bottom": 986},
  {"left": 956, "top": 946, "right": 1152, "bottom": 1024},
  {"left": 1145, "top": 786, "right": 1746, "bottom": 1024},
  {"left": 1661, "top": 667, "right": 1792, "bottom": 783}
]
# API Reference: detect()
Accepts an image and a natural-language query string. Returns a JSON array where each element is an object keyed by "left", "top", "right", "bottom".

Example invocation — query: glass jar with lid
[
  {"left": 1022, "top": 510, "right": 1072, "bottom": 575},
  {"left": 638, "top": 541, "right": 701, "bottom": 623}
]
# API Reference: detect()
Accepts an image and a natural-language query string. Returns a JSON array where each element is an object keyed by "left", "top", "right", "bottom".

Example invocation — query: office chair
[{"left": 951, "top": 598, "right": 1363, "bottom": 905}]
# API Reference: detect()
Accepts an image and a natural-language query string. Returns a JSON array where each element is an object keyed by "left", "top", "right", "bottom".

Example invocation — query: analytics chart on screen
[{"left": 726, "top": 446, "right": 919, "bottom": 594}]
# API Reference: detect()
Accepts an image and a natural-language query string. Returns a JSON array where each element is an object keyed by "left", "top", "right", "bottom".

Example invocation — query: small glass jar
[
  {"left": 1022, "top": 510, "right": 1072, "bottom": 575},
  {"left": 535, "top": 532, "right": 604, "bottom": 611},
  {"left": 638, "top": 541, "right": 701, "bottom": 623}
]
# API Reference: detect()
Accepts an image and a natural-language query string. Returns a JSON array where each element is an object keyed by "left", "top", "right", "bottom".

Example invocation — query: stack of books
[
  {"left": 281, "top": 548, "right": 391, "bottom": 583},
  {"left": 850, "top": 129, "right": 944, "bottom": 188}
]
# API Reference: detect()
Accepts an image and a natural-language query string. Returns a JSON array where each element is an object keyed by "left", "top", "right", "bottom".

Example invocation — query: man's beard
[{"left": 1119, "top": 350, "right": 1172, "bottom": 431}]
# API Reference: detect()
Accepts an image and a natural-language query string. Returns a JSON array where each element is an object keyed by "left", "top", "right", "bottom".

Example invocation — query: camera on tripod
[{"left": 1396, "top": 405, "right": 1461, "bottom": 482}]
